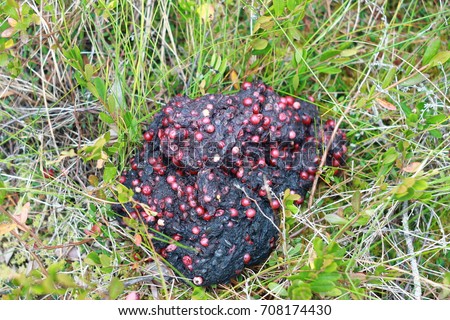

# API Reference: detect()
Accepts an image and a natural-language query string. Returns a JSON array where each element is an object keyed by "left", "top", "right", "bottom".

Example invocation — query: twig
[
  {"left": 234, "top": 183, "right": 281, "bottom": 233},
  {"left": 402, "top": 202, "right": 422, "bottom": 299}
]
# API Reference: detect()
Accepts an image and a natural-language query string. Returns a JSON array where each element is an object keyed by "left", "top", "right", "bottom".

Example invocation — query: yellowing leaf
[
  {"left": 230, "top": 70, "right": 239, "bottom": 89},
  {"left": 0, "top": 222, "right": 17, "bottom": 235},
  {"left": 402, "top": 162, "right": 421, "bottom": 173},
  {"left": 340, "top": 46, "right": 361, "bottom": 57},
  {"left": 4, "top": 39, "right": 14, "bottom": 49},
  {"left": 251, "top": 39, "right": 268, "bottom": 51},
  {"left": 428, "top": 51, "right": 450, "bottom": 67},
  {"left": 376, "top": 98, "right": 396, "bottom": 111},
  {"left": 196, "top": 4, "right": 214, "bottom": 23}
]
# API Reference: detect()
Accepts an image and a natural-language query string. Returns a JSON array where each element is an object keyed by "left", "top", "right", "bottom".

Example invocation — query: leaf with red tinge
[
  {"left": 402, "top": 162, "right": 421, "bottom": 173},
  {"left": 1, "top": 27, "right": 15, "bottom": 38},
  {"left": 376, "top": 98, "right": 396, "bottom": 111},
  {"left": 134, "top": 233, "right": 142, "bottom": 246},
  {"left": 17, "top": 202, "right": 30, "bottom": 225}
]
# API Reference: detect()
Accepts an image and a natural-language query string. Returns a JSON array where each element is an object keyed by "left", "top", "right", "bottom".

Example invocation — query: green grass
[{"left": 0, "top": 0, "right": 449, "bottom": 300}]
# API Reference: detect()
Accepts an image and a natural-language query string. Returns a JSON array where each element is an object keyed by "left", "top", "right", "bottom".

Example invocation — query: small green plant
[{"left": 288, "top": 239, "right": 345, "bottom": 299}]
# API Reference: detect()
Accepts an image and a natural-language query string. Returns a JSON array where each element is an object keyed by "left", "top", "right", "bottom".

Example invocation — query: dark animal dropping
[{"left": 112, "top": 81, "right": 347, "bottom": 286}]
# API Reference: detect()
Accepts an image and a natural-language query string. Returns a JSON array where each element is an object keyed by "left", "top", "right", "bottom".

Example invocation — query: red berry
[
  {"left": 241, "top": 198, "right": 251, "bottom": 207},
  {"left": 194, "top": 132, "right": 203, "bottom": 142},
  {"left": 142, "top": 185, "right": 151, "bottom": 195},
  {"left": 195, "top": 206, "right": 205, "bottom": 215},
  {"left": 193, "top": 276, "right": 203, "bottom": 285},
  {"left": 192, "top": 226, "right": 201, "bottom": 234},
  {"left": 205, "top": 124, "right": 215, "bottom": 133},
  {"left": 326, "top": 119, "right": 336, "bottom": 128},
  {"left": 242, "top": 82, "right": 252, "bottom": 90},
  {"left": 245, "top": 208, "right": 256, "bottom": 219},
  {"left": 143, "top": 131, "right": 154, "bottom": 141},
  {"left": 243, "top": 97, "right": 253, "bottom": 106},
  {"left": 243, "top": 253, "right": 251, "bottom": 264},
  {"left": 302, "top": 114, "right": 312, "bottom": 125},
  {"left": 200, "top": 237, "right": 209, "bottom": 247},
  {"left": 119, "top": 176, "right": 126, "bottom": 184},
  {"left": 166, "top": 175, "right": 176, "bottom": 184},
  {"left": 230, "top": 208, "right": 239, "bottom": 217},
  {"left": 182, "top": 255, "right": 192, "bottom": 266},
  {"left": 270, "top": 199, "right": 280, "bottom": 210},
  {"left": 250, "top": 114, "right": 261, "bottom": 125},
  {"left": 285, "top": 96, "right": 295, "bottom": 105},
  {"left": 300, "top": 171, "right": 309, "bottom": 180},
  {"left": 333, "top": 151, "right": 343, "bottom": 159},
  {"left": 271, "top": 149, "right": 280, "bottom": 158},
  {"left": 332, "top": 158, "right": 340, "bottom": 167}
]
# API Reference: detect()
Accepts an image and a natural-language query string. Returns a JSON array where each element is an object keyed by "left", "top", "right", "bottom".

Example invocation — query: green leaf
[
  {"left": 426, "top": 114, "right": 447, "bottom": 125},
  {"left": 268, "top": 282, "right": 288, "bottom": 296},
  {"left": 313, "top": 237, "right": 323, "bottom": 255},
  {"left": 192, "top": 286, "right": 208, "bottom": 299},
  {"left": 84, "top": 252, "right": 101, "bottom": 265},
  {"left": 399, "top": 73, "right": 428, "bottom": 87},
  {"left": 324, "top": 214, "right": 348, "bottom": 225},
  {"left": 103, "top": 163, "right": 117, "bottom": 183},
  {"left": 93, "top": 77, "right": 107, "bottom": 102},
  {"left": 286, "top": 204, "right": 299, "bottom": 215},
  {"left": 340, "top": 46, "right": 361, "bottom": 57},
  {"left": 254, "top": 16, "right": 274, "bottom": 31},
  {"left": 317, "top": 272, "right": 341, "bottom": 282},
  {"left": 316, "top": 66, "right": 341, "bottom": 74},
  {"left": 251, "top": 39, "right": 268, "bottom": 51},
  {"left": 382, "top": 67, "right": 397, "bottom": 89},
  {"left": 351, "top": 190, "right": 361, "bottom": 214},
  {"left": 84, "top": 64, "right": 94, "bottom": 80},
  {"left": 0, "top": 53, "right": 9, "bottom": 67},
  {"left": 109, "top": 277, "right": 124, "bottom": 299},
  {"left": 324, "top": 288, "right": 342, "bottom": 297},
  {"left": 288, "top": 282, "right": 312, "bottom": 300},
  {"left": 294, "top": 49, "right": 303, "bottom": 65},
  {"left": 423, "top": 38, "right": 441, "bottom": 65},
  {"left": 310, "top": 279, "right": 335, "bottom": 293},
  {"left": 56, "top": 274, "right": 77, "bottom": 288},
  {"left": 286, "top": 0, "right": 297, "bottom": 11},
  {"left": 99, "top": 112, "right": 114, "bottom": 124},
  {"left": 354, "top": 214, "right": 371, "bottom": 226},
  {"left": 117, "top": 184, "right": 133, "bottom": 203},
  {"left": 382, "top": 147, "right": 398, "bottom": 165},
  {"left": 99, "top": 254, "right": 111, "bottom": 267},
  {"left": 292, "top": 74, "right": 299, "bottom": 90},
  {"left": 414, "top": 179, "right": 428, "bottom": 191},
  {"left": 273, "top": 0, "right": 285, "bottom": 17},
  {"left": 320, "top": 50, "right": 341, "bottom": 61},
  {"left": 428, "top": 51, "right": 450, "bottom": 67},
  {"left": 429, "top": 129, "right": 442, "bottom": 138},
  {"left": 0, "top": 180, "right": 6, "bottom": 205}
]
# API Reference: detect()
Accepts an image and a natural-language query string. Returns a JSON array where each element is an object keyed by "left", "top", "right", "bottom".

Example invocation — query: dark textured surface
[{"left": 112, "top": 81, "right": 347, "bottom": 286}]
